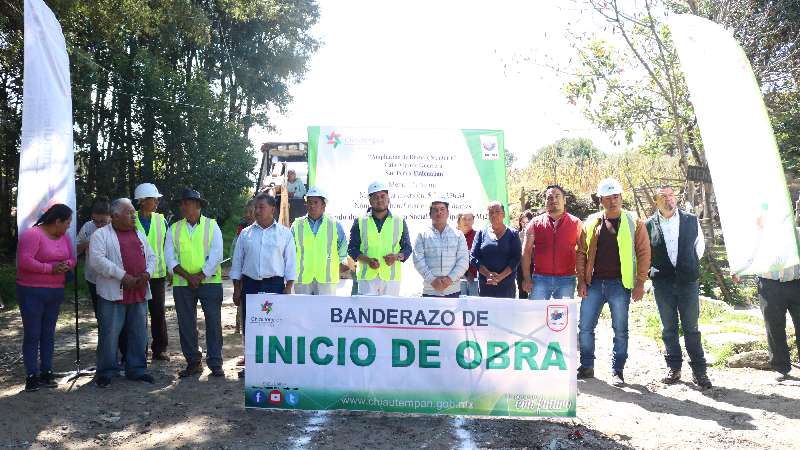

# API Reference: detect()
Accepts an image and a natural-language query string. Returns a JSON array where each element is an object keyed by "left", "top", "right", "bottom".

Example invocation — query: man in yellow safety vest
[
  {"left": 133, "top": 183, "right": 169, "bottom": 361},
  {"left": 164, "top": 189, "right": 225, "bottom": 378},
  {"left": 347, "top": 181, "right": 412, "bottom": 296},
  {"left": 576, "top": 178, "right": 651, "bottom": 387},
  {"left": 292, "top": 187, "right": 348, "bottom": 295}
]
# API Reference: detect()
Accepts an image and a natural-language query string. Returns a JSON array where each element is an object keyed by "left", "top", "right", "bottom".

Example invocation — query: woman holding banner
[
  {"left": 16, "top": 204, "right": 76, "bottom": 392},
  {"left": 470, "top": 202, "right": 521, "bottom": 298}
]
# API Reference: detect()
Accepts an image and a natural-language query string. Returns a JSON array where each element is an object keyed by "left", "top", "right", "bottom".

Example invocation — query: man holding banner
[
  {"left": 347, "top": 182, "right": 412, "bottom": 296},
  {"left": 413, "top": 196, "right": 470, "bottom": 298},
  {"left": 291, "top": 187, "right": 347, "bottom": 295},
  {"left": 576, "top": 178, "right": 650, "bottom": 386}
]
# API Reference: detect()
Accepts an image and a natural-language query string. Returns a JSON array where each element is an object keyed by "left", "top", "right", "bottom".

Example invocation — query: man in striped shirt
[{"left": 413, "top": 196, "right": 470, "bottom": 298}]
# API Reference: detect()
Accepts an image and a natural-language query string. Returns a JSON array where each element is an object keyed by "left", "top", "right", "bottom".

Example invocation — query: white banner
[
  {"left": 669, "top": 14, "right": 800, "bottom": 274},
  {"left": 18, "top": 0, "right": 76, "bottom": 239},
  {"left": 307, "top": 127, "right": 508, "bottom": 295},
  {"left": 244, "top": 294, "right": 577, "bottom": 417}
]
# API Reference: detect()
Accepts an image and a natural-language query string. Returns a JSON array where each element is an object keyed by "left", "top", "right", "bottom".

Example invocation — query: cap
[
  {"left": 367, "top": 181, "right": 389, "bottom": 195},
  {"left": 133, "top": 183, "right": 162, "bottom": 200},
  {"left": 596, "top": 178, "right": 623, "bottom": 197},
  {"left": 181, "top": 188, "right": 207, "bottom": 207},
  {"left": 430, "top": 194, "right": 449, "bottom": 207},
  {"left": 306, "top": 186, "right": 327, "bottom": 200}
]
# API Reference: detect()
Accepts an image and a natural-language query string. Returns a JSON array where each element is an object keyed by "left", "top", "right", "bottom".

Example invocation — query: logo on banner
[
  {"left": 261, "top": 300, "right": 273, "bottom": 314},
  {"left": 326, "top": 131, "right": 342, "bottom": 148},
  {"left": 480, "top": 135, "right": 499, "bottom": 160},
  {"left": 285, "top": 391, "right": 300, "bottom": 407},
  {"left": 269, "top": 389, "right": 283, "bottom": 405},
  {"left": 252, "top": 390, "right": 266, "bottom": 405},
  {"left": 546, "top": 305, "right": 568, "bottom": 332}
]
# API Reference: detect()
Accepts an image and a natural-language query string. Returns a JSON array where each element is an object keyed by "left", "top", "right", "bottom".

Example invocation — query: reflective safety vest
[
  {"left": 135, "top": 211, "right": 167, "bottom": 279},
  {"left": 358, "top": 214, "right": 404, "bottom": 281},
  {"left": 293, "top": 215, "right": 340, "bottom": 284},
  {"left": 585, "top": 210, "right": 637, "bottom": 289},
  {"left": 171, "top": 216, "right": 222, "bottom": 286}
]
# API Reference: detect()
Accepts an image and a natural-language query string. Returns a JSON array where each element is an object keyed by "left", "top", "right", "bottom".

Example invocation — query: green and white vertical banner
[
  {"left": 307, "top": 126, "right": 508, "bottom": 294},
  {"left": 669, "top": 14, "right": 800, "bottom": 274},
  {"left": 244, "top": 294, "right": 577, "bottom": 417}
]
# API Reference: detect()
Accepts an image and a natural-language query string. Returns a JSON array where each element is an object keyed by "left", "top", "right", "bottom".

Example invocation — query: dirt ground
[{"left": 1, "top": 280, "right": 799, "bottom": 450}]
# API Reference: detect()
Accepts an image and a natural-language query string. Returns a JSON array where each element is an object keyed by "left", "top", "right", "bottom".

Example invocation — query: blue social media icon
[
  {"left": 252, "top": 390, "right": 266, "bottom": 404},
  {"left": 285, "top": 392, "right": 299, "bottom": 406}
]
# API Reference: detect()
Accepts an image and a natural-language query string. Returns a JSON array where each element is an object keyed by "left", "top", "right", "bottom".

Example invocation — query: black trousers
[
  {"left": 757, "top": 277, "right": 800, "bottom": 374},
  {"left": 148, "top": 278, "right": 168, "bottom": 355}
]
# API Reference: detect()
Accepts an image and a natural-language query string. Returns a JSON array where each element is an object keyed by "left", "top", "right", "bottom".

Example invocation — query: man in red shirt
[
  {"left": 458, "top": 212, "right": 479, "bottom": 296},
  {"left": 521, "top": 185, "right": 582, "bottom": 300},
  {"left": 88, "top": 198, "right": 156, "bottom": 388}
]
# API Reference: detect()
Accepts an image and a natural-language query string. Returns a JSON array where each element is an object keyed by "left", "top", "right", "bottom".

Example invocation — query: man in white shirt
[
  {"left": 230, "top": 193, "right": 296, "bottom": 376},
  {"left": 413, "top": 196, "right": 469, "bottom": 298},
  {"left": 645, "top": 186, "right": 711, "bottom": 389},
  {"left": 164, "top": 189, "right": 225, "bottom": 378}
]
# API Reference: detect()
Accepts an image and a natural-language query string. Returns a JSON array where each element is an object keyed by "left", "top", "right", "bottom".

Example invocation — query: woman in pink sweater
[{"left": 16, "top": 204, "right": 76, "bottom": 392}]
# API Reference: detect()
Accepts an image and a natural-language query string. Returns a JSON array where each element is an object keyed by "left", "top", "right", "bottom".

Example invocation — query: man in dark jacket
[{"left": 646, "top": 186, "right": 712, "bottom": 389}]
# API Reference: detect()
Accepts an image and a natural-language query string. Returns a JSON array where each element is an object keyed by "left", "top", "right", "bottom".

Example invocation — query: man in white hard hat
[
  {"left": 133, "top": 183, "right": 170, "bottom": 361},
  {"left": 292, "top": 187, "right": 348, "bottom": 295},
  {"left": 413, "top": 196, "right": 469, "bottom": 298},
  {"left": 348, "top": 181, "right": 412, "bottom": 296},
  {"left": 575, "top": 178, "right": 651, "bottom": 386}
]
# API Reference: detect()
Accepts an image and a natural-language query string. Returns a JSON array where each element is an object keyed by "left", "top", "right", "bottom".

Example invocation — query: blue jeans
[
  {"left": 460, "top": 278, "right": 479, "bottom": 296},
  {"left": 652, "top": 278, "right": 707, "bottom": 373},
  {"left": 241, "top": 276, "right": 285, "bottom": 341},
  {"left": 16, "top": 285, "right": 64, "bottom": 376},
  {"left": 578, "top": 279, "right": 631, "bottom": 371},
  {"left": 174, "top": 284, "right": 224, "bottom": 369},
  {"left": 96, "top": 298, "right": 148, "bottom": 379},
  {"left": 530, "top": 274, "right": 577, "bottom": 300}
]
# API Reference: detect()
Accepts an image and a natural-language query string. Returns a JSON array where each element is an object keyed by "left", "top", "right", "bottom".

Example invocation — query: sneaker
[
  {"left": 133, "top": 373, "right": 155, "bottom": 384},
  {"left": 774, "top": 371, "right": 792, "bottom": 383},
  {"left": 178, "top": 363, "right": 203, "bottom": 378},
  {"left": 611, "top": 370, "right": 625, "bottom": 386},
  {"left": 152, "top": 353, "right": 170, "bottom": 361},
  {"left": 39, "top": 370, "right": 59, "bottom": 388},
  {"left": 96, "top": 376, "right": 111, "bottom": 388},
  {"left": 661, "top": 368, "right": 682, "bottom": 385},
  {"left": 25, "top": 374, "right": 39, "bottom": 392},
  {"left": 692, "top": 372, "right": 713, "bottom": 389},
  {"left": 209, "top": 367, "right": 225, "bottom": 378},
  {"left": 577, "top": 366, "right": 595, "bottom": 379}
]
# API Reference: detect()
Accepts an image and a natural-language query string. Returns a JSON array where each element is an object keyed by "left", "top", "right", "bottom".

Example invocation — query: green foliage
[{"left": 0, "top": 0, "right": 319, "bottom": 250}]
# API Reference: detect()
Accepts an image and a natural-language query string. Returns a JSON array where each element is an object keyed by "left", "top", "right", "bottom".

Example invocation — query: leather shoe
[
  {"left": 39, "top": 370, "right": 59, "bottom": 388},
  {"left": 661, "top": 368, "right": 681, "bottom": 385},
  {"left": 134, "top": 374, "right": 155, "bottom": 384},
  {"left": 577, "top": 366, "right": 594, "bottom": 379},
  {"left": 96, "top": 376, "right": 111, "bottom": 388},
  {"left": 209, "top": 367, "right": 225, "bottom": 378},
  {"left": 693, "top": 372, "right": 712, "bottom": 389},
  {"left": 178, "top": 363, "right": 203, "bottom": 378},
  {"left": 152, "top": 353, "right": 170, "bottom": 361}
]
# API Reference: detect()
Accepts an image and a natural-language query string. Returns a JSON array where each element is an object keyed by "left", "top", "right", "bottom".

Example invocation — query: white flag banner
[
  {"left": 18, "top": 0, "right": 76, "bottom": 240},
  {"left": 668, "top": 14, "right": 800, "bottom": 274}
]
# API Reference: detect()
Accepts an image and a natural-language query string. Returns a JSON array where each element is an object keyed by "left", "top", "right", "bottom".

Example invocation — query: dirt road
[{"left": 1, "top": 281, "right": 798, "bottom": 449}]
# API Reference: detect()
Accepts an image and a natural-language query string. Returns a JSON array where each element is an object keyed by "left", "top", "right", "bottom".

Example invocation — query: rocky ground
[{"left": 0, "top": 280, "right": 798, "bottom": 449}]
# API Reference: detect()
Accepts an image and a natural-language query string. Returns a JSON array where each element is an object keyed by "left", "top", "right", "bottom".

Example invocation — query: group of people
[{"left": 14, "top": 176, "right": 800, "bottom": 394}]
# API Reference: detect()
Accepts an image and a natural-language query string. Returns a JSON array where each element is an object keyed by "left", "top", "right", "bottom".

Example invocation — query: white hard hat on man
[
  {"left": 368, "top": 181, "right": 389, "bottom": 195},
  {"left": 134, "top": 183, "right": 163, "bottom": 200},
  {"left": 596, "top": 178, "right": 623, "bottom": 197},
  {"left": 305, "top": 186, "right": 327, "bottom": 201}
]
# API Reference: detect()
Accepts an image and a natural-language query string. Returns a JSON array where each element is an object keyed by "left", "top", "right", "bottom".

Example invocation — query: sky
[{"left": 249, "top": 0, "right": 625, "bottom": 168}]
